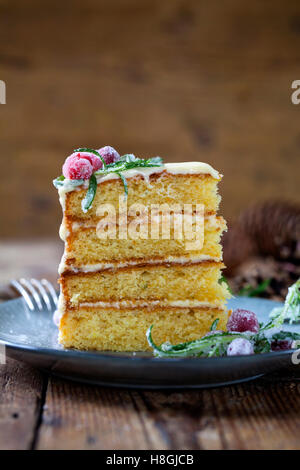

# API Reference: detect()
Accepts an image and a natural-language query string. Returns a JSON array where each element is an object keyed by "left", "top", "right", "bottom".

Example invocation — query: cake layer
[
  {"left": 59, "top": 306, "right": 229, "bottom": 351},
  {"left": 60, "top": 262, "right": 229, "bottom": 308},
  {"left": 61, "top": 215, "right": 226, "bottom": 273},
  {"left": 62, "top": 172, "right": 221, "bottom": 220}
]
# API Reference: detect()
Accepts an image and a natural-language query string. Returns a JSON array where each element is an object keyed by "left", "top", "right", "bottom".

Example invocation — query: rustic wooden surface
[
  {"left": 1, "top": 240, "right": 300, "bottom": 450},
  {"left": 0, "top": 0, "right": 300, "bottom": 238},
  {"left": 2, "top": 360, "right": 300, "bottom": 450}
]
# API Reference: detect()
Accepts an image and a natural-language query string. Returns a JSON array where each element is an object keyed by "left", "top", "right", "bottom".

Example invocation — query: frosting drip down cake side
[{"left": 54, "top": 147, "right": 231, "bottom": 351}]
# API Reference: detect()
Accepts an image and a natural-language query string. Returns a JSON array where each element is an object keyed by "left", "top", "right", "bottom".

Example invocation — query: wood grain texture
[
  {"left": 0, "top": 0, "right": 300, "bottom": 238},
  {"left": 1, "top": 241, "right": 300, "bottom": 450},
  {"left": 33, "top": 370, "right": 300, "bottom": 450},
  {"left": 0, "top": 359, "right": 44, "bottom": 450},
  {"left": 36, "top": 378, "right": 167, "bottom": 450}
]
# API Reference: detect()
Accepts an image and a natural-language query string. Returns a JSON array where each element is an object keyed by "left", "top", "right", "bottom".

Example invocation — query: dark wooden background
[{"left": 0, "top": 0, "right": 300, "bottom": 238}]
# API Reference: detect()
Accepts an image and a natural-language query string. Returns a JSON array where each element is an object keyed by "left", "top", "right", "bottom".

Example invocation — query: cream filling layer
[
  {"left": 75, "top": 300, "right": 226, "bottom": 309},
  {"left": 59, "top": 214, "right": 223, "bottom": 244},
  {"left": 58, "top": 254, "right": 221, "bottom": 275}
]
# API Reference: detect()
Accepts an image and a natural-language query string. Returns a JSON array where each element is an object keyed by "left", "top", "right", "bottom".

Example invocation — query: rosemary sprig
[
  {"left": 146, "top": 325, "right": 249, "bottom": 358},
  {"left": 94, "top": 156, "right": 163, "bottom": 177},
  {"left": 269, "top": 278, "right": 300, "bottom": 325},
  {"left": 116, "top": 172, "right": 128, "bottom": 197},
  {"left": 147, "top": 280, "right": 300, "bottom": 358},
  {"left": 53, "top": 151, "right": 163, "bottom": 212},
  {"left": 210, "top": 318, "right": 219, "bottom": 331},
  {"left": 147, "top": 322, "right": 300, "bottom": 358},
  {"left": 81, "top": 173, "right": 97, "bottom": 213}
]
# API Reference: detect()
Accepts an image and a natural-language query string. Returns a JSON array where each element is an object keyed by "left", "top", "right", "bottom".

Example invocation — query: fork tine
[
  {"left": 41, "top": 279, "right": 58, "bottom": 307},
  {"left": 30, "top": 278, "right": 52, "bottom": 311},
  {"left": 20, "top": 278, "right": 43, "bottom": 311},
  {"left": 10, "top": 280, "right": 35, "bottom": 311}
]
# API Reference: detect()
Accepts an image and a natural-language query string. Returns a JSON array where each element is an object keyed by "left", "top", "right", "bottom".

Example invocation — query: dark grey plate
[{"left": 0, "top": 297, "right": 299, "bottom": 389}]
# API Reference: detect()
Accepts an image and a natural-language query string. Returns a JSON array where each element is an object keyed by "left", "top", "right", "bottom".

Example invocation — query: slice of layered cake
[{"left": 54, "top": 146, "right": 230, "bottom": 351}]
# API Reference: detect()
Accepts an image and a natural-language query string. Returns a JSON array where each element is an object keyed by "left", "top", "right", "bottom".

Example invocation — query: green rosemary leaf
[
  {"left": 272, "top": 331, "right": 300, "bottom": 341},
  {"left": 74, "top": 147, "right": 107, "bottom": 169},
  {"left": 81, "top": 173, "right": 97, "bottom": 213},
  {"left": 146, "top": 325, "right": 165, "bottom": 356},
  {"left": 55, "top": 148, "right": 164, "bottom": 212},
  {"left": 238, "top": 279, "right": 270, "bottom": 297},
  {"left": 254, "top": 337, "right": 271, "bottom": 354},
  {"left": 94, "top": 157, "right": 163, "bottom": 179},
  {"left": 117, "top": 172, "right": 128, "bottom": 197},
  {"left": 210, "top": 318, "right": 219, "bottom": 331},
  {"left": 146, "top": 327, "right": 247, "bottom": 358},
  {"left": 269, "top": 278, "right": 300, "bottom": 325}
]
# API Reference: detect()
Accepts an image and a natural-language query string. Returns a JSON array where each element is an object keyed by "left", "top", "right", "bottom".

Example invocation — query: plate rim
[
  {"left": 0, "top": 332, "right": 294, "bottom": 365},
  {"left": 0, "top": 296, "right": 295, "bottom": 365}
]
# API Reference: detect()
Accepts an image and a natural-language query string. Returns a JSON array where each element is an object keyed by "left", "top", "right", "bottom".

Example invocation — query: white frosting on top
[
  {"left": 164, "top": 162, "right": 220, "bottom": 179},
  {"left": 57, "top": 161, "right": 220, "bottom": 200}
]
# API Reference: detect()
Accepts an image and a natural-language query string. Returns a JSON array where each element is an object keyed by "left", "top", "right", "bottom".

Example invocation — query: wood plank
[
  {"left": 36, "top": 377, "right": 167, "bottom": 450},
  {"left": 0, "top": 358, "right": 45, "bottom": 450},
  {"left": 36, "top": 369, "right": 300, "bottom": 450},
  {"left": 198, "top": 373, "right": 300, "bottom": 450}
]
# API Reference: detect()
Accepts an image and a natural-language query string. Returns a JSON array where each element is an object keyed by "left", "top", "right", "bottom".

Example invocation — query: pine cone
[
  {"left": 223, "top": 223, "right": 256, "bottom": 274},
  {"left": 238, "top": 200, "right": 300, "bottom": 260},
  {"left": 223, "top": 200, "right": 300, "bottom": 274}
]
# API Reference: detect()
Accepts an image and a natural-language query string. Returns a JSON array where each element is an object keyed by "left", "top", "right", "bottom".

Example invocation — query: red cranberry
[
  {"left": 97, "top": 146, "right": 120, "bottom": 165},
  {"left": 227, "top": 309, "right": 259, "bottom": 333},
  {"left": 62, "top": 155, "right": 93, "bottom": 180},
  {"left": 271, "top": 339, "right": 293, "bottom": 351},
  {"left": 75, "top": 152, "right": 103, "bottom": 171}
]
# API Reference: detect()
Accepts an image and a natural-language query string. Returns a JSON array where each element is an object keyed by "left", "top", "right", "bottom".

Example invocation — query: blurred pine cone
[
  {"left": 223, "top": 200, "right": 300, "bottom": 273},
  {"left": 238, "top": 200, "right": 300, "bottom": 260},
  {"left": 223, "top": 200, "right": 300, "bottom": 300}
]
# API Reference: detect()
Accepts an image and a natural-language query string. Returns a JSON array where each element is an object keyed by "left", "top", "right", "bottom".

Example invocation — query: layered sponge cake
[{"left": 54, "top": 147, "right": 230, "bottom": 351}]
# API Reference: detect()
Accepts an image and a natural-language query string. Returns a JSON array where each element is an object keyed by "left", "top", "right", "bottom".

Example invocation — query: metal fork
[{"left": 10, "top": 278, "right": 58, "bottom": 312}]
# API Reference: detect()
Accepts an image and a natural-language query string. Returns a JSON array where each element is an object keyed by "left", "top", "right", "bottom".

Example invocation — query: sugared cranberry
[
  {"left": 63, "top": 155, "right": 93, "bottom": 180},
  {"left": 76, "top": 152, "right": 103, "bottom": 171},
  {"left": 97, "top": 146, "right": 120, "bottom": 165},
  {"left": 271, "top": 339, "right": 293, "bottom": 351},
  {"left": 227, "top": 309, "right": 259, "bottom": 333},
  {"left": 227, "top": 338, "right": 254, "bottom": 356}
]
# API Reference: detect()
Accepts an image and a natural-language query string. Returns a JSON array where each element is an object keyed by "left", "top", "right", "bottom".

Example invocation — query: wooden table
[{"left": 1, "top": 241, "right": 300, "bottom": 450}]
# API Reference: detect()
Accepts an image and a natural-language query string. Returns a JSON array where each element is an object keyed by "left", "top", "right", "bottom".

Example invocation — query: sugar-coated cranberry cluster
[
  {"left": 225, "top": 309, "right": 291, "bottom": 356},
  {"left": 62, "top": 146, "right": 120, "bottom": 180}
]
